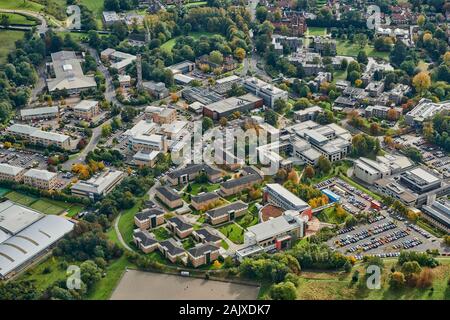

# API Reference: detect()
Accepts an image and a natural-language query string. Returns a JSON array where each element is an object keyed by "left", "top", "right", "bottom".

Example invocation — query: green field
[
  {"left": 3, "top": 190, "right": 84, "bottom": 216},
  {"left": 118, "top": 195, "right": 148, "bottom": 246},
  {"left": 218, "top": 222, "right": 244, "bottom": 244},
  {"left": 336, "top": 40, "right": 390, "bottom": 60},
  {"left": 161, "top": 32, "right": 220, "bottom": 52},
  {"left": 0, "top": 30, "right": 25, "bottom": 64},
  {"left": 294, "top": 258, "right": 450, "bottom": 300},
  {"left": 188, "top": 182, "right": 220, "bottom": 195},
  {"left": 79, "top": 0, "right": 104, "bottom": 26},
  {"left": 18, "top": 256, "right": 68, "bottom": 292},
  {"left": 316, "top": 206, "right": 348, "bottom": 225},
  {"left": 0, "top": 0, "right": 44, "bottom": 11},
  {"left": 0, "top": 12, "right": 38, "bottom": 25},
  {"left": 307, "top": 27, "right": 327, "bottom": 36}
]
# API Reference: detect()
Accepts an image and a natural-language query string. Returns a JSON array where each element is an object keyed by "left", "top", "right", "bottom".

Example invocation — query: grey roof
[
  {"left": 194, "top": 229, "right": 221, "bottom": 243},
  {"left": 167, "top": 164, "right": 220, "bottom": 180},
  {"left": 191, "top": 192, "right": 219, "bottom": 204},
  {"left": 159, "top": 238, "right": 185, "bottom": 256},
  {"left": 422, "top": 200, "right": 450, "bottom": 227},
  {"left": 205, "top": 201, "right": 248, "bottom": 219},
  {"left": 0, "top": 215, "right": 74, "bottom": 278},
  {"left": 0, "top": 164, "right": 25, "bottom": 176},
  {"left": 71, "top": 170, "right": 124, "bottom": 196},
  {"left": 133, "top": 230, "right": 158, "bottom": 247},
  {"left": 188, "top": 243, "right": 219, "bottom": 258},
  {"left": 73, "top": 100, "right": 98, "bottom": 111},
  {"left": 0, "top": 201, "right": 44, "bottom": 235},
  {"left": 156, "top": 186, "right": 181, "bottom": 202},
  {"left": 167, "top": 216, "right": 193, "bottom": 231},
  {"left": 24, "top": 169, "right": 57, "bottom": 181},
  {"left": 220, "top": 173, "right": 261, "bottom": 190},
  {"left": 20, "top": 106, "right": 58, "bottom": 117},
  {"left": 135, "top": 207, "right": 164, "bottom": 221}
]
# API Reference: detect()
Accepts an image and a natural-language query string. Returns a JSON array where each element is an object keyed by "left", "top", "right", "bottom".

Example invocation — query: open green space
[
  {"left": 0, "top": 29, "right": 25, "bottom": 64},
  {"left": 161, "top": 31, "right": 220, "bottom": 52},
  {"left": 5, "top": 191, "right": 38, "bottom": 206},
  {"left": 188, "top": 182, "right": 221, "bottom": 195},
  {"left": 2, "top": 189, "right": 84, "bottom": 216},
  {"left": 218, "top": 222, "right": 244, "bottom": 244},
  {"left": 0, "top": 0, "right": 44, "bottom": 12},
  {"left": 78, "top": 0, "right": 104, "bottom": 27},
  {"left": 152, "top": 226, "right": 172, "bottom": 241},
  {"left": 19, "top": 255, "right": 67, "bottom": 292},
  {"left": 336, "top": 40, "right": 390, "bottom": 60},
  {"left": 307, "top": 27, "right": 327, "bottom": 36},
  {"left": 308, "top": 161, "right": 352, "bottom": 185},
  {"left": 118, "top": 195, "right": 148, "bottom": 246},
  {"left": 0, "top": 12, "right": 38, "bottom": 25},
  {"left": 315, "top": 206, "right": 348, "bottom": 224},
  {"left": 295, "top": 258, "right": 450, "bottom": 300}
]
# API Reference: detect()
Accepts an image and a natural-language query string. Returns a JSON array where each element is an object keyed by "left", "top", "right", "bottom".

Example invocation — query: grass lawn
[
  {"left": 87, "top": 255, "right": 136, "bottom": 300},
  {"left": 19, "top": 255, "right": 67, "bottom": 292},
  {"left": 189, "top": 182, "right": 220, "bottom": 195},
  {"left": 0, "top": 30, "right": 25, "bottom": 64},
  {"left": 316, "top": 206, "right": 348, "bottom": 225},
  {"left": 161, "top": 32, "right": 220, "bottom": 52},
  {"left": 295, "top": 258, "right": 450, "bottom": 300},
  {"left": 336, "top": 40, "right": 390, "bottom": 60},
  {"left": 152, "top": 226, "right": 172, "bottom": 241},
  {"left": 218, "top": 222, "right": 244, "bottom": 244},
  {"left": 79, "top": 0, "right": 104, "bottom": 26},
  {"left": 308, "top": 161, "right": 352, "bottom": 185},
  {"left": 5, "top": 191, "right": 37, "bottom": 206},
  {"left": 29, "top": 199, "right": 67, "bottom": 215},
  {"left": 221, "top": 239, "right": 229, "bottom": 250},
  {"left": 118, "top": 195, "right": 148, "bottom": 246},
  {"left": 0, "top": 0, "right": 44, "bottom": 11},
  {"left": 1, "top": 12, "right": 38, "bottom": 25},
  {"left": 307, "top": 27, "right": 327, "bottom": 36}
]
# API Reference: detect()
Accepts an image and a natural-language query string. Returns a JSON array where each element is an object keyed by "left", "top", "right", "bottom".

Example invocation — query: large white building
[
  {"left": 353, "top": 154, "right": 413, "bottom": 184},
  {"left": 0, "top": 164, "right": 26, "bottom": 182},
  {"left": 46, "top": 51, "right": 97, "bottom": 94},
  {"left": 0, "top": 201, "right": 74, "bottom": 279},
  {"left": 264, "top": 184, "right": 310, "bottom": 212},
  {"left": 23, "top": 169, "right": 58, "bottom": 190},
  {"left": 405, "top": 98, "right": 450, "bottom": 126},
  {"left": 20, "top": 106, "right": 59, "bottom": 120},
  {"left": 6, "top": 124, "right": 71, "bottom": 150},
  {"left": 71, "top": 169, "right": 125, "bottom": 200},
  {"left": 243, "top": 77, "right": 288, "bottom": 108}
]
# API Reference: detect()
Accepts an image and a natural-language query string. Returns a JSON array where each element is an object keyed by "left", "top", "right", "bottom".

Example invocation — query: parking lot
[
  {"left": 395, "top": 134, "right": 450, "bottom": 179},
  {"left": 0, "top": 149, "right": 47, "bottom": 170},
  {"left": 316, "top": 177, "right": 375, "bottom": 214},
  {"left": 327, "top": 213, "right": 442, "bottom": 260}
]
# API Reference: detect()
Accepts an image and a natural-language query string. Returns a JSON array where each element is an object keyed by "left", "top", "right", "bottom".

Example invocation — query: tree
[
  {"left": 357, "top": 50, "right": 368, "bottom": 64},
  {"left": 101, "top": 124, "right": 112, "bottom": 138},
  {"left": 80, "top": 260, "right": 102, "bottom": 289},
  {"left": 209, "top": 50, "right": 224, "bottom": 65},
  {"left": 317, "top": 155, "right": 331, "bottom": 174},
  {"left": 202, "top": 117, "right": 213, "bottom": 133},
  {"left": 353, "top": 33, "right": 368, "bottom": 49},
  {"left": 412, "top": 71, "right": 431, "bottom": 95},
  {"left": 369, "top": 123, "right": 381, "bottom": 135},
  {"left": 287, "top": 169, "right": 300, "bottom": 183},
  {"left": 219, "top": 117, "right": 227, "bottom": 127},
  {"left": 389, "top": 272, "right": 406, "bottom": 289},
  {"left": 390, "top": 40, "right": 408, "bottom": 66},
  {"left": 269, "top": 281, "right": 297, "bottom": 300},
  {"left": 255, "top": 6, "right": 268, "bottom": 23},
  {"left": 0, "top": 14, "right": 10, "bottom": 29},
  {"left": 264, "top": 109, "right": 278, "bottom": 127},
  {"left": 417, "top": 15, "right": 426, "bottom": 27},
  {"left": 387, "top": 108, "right": 399, "bottom": 121},
  {"left": 304, "top": 165, "right": 315, "bottom": 179},
  {"left": 401, "top": 261, "right": 422, "bottom": 279},
  {"left": 234, "top": 48, "right": 246, "bottom": 62}
]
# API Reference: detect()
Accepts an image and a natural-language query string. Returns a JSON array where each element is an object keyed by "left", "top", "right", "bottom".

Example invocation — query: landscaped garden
[{"left": 218, "top": 222, "right": 244, "bottom": 244}]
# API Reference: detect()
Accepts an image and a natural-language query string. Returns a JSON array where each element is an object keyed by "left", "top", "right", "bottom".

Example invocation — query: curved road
[{"left": 0, "top": 9, "right": 49, "bottom": 34}]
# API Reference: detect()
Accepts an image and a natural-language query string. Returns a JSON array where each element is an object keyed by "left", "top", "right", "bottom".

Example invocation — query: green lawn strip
[
  {"left": 1, "top": 12, "right": 38, "bottom": 25},
  {"left": 78, "top": 0, "right": 104, "bottom": 27},
  {"left": 152, "top": 226, "right": 172, "bottom": 241},
  {"left": 221, "top": 239, "right": 229, "bottom": 250},
  {"left": 0, "top": 0, "right": 44, "bottom": 11},
  {"left": 0, "top": 30, "right": 25, "bottom": 64},
  {"left": 315, "top": 206, "right": 347, "bottom": 224},
  {"left": 29, "top": 199, "right": 65, "bottom": 215},
  {"left": 307, "top": 27, "right": 327, "bottom": 36},
  {"left": 335, "top": 40, "right": 389, "bottom": 60},
  {"left": 5, "top": 191, "right": 37, "bottom": 206},
  {"left": 118, "top": 195, "right": 148, "bottom": 246},
  {"left": 87, "top": 255, "right": 135, "bottom": 300},
  {"left": 338, "top": 174, "right": 383, "bottom": 201},
  {"left": 218, "top": 222, "right": 244, "bottom": 244},
  {"left": 189, "top": 182, "right": 220, "bottom": 195},
  {"left": 416, "top": 219, "right": 447, "bottom": 238}
]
